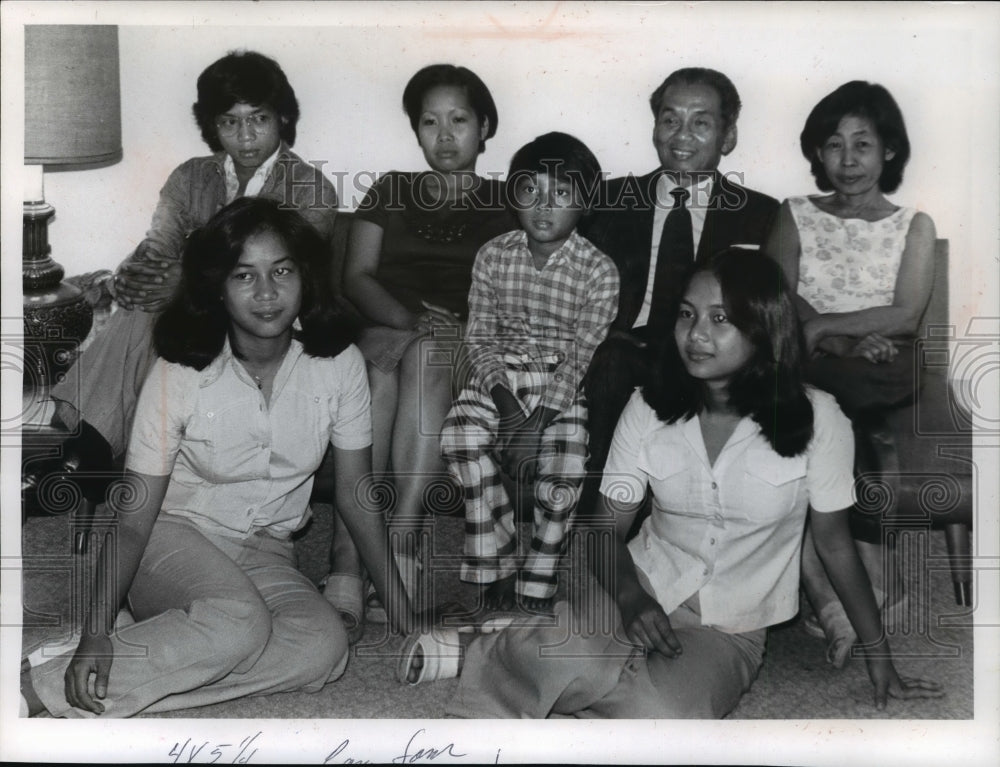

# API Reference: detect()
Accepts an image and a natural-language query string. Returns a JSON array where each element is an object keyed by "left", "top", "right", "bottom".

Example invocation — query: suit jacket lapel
[
  {"left": 697, "top": 172, "right": 760, "bottom": 263},
  {"left": 697, "top": 171, "right": 724, "bottom": 262},
  {"left": 613, "top": 169, "right": 662, "bottom": 329},
  {"left": 625, "top": 169, "right": 661, "bottom": 256}
]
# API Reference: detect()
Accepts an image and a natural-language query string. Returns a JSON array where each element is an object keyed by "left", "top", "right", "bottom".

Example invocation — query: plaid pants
[{"left": 441, "top": 358, "right": 588, "bottom": 599}]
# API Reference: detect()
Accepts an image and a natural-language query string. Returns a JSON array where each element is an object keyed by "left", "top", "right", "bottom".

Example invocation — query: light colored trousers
[
  {"left": 51, "top": 307, "right": 159, "bottom": 459},
  {"left": 31, "top": 515, "right": 348, "bottom": 718},
  {"left": 447, "top": 593, "right": 766, "bottom": 719}
]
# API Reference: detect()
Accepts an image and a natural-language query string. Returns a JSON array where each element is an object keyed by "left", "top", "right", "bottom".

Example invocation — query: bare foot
[
  {"left": 517, "top": 594, "right": 555, "bottom": 614},
  {"left": 482, "top": 575, "right": 517, "bottom": 611}
]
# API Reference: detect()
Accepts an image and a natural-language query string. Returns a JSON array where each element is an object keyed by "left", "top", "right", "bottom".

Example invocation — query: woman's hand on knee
[
  {"left": 864, "top": 654, "right": 944, "bottom": 710},
  {"left": 420, "top": 301, "right": 461, "bottom": 325},
  {"left": 414, "top": 301, "right": 462, "bottom": 334},
  {"left": 64, "top": 633, "right": 114, "bottom": 714},
  {"left": 620, "top": 592, "right": 682, "bottom": 658}
]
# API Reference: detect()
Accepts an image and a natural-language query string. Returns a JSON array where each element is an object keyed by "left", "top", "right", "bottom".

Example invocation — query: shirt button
[
  {"left": 206, "top": 412, "right": 214, "bottom": 419},
  {"left": 246, "top": 507, "right": 253, "bottom": 514},
  {"left": 710, "top": 538, "right": 716, "bottom": 545},
  {"left": 711, "top": 482, "right": 718, "bottom": 490},
  {"left": 703, "top": 567, "right": 709, "bottom": 575}
]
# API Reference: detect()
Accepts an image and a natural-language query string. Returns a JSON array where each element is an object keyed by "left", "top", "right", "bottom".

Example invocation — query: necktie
[{"left": 649, "top": 186, "right": 694, "bottom": 325}]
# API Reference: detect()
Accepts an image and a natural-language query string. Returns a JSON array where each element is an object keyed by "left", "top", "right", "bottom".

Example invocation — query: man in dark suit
[{"left": 580, "top": 67, "right": 779, "bottom": 479}]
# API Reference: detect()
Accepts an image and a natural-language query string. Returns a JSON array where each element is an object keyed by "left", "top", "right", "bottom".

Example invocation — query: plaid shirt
[{"left": 465, "top": 229, "right": 619, "bottom": 414}]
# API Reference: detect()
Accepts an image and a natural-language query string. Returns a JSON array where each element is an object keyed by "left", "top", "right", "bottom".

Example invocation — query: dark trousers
[
  {"left": 804, "top": 345, "right": 917, "bottom": 419},
  {"left": 805, "top": 345, "right": 918, "bottom": 543},
  {"left": 579, "top": 329, "right": 654, "bottom": 524}
]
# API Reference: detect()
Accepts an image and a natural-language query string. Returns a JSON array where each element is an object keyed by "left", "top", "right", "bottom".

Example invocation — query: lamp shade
[{"left": 25, "top": 25, "right": 122, "bottom": 166}]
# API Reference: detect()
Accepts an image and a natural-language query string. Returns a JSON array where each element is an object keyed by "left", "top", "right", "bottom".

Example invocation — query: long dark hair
[
  {"left": 643, "top": 248, "right": 814, "bottom": 457},
  {"left": 154, "top": 197, "right": 356, "bottom": 369}
]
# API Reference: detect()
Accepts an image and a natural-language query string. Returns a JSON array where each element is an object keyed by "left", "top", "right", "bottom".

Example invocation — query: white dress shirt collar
[
  {"left": 632, "top": 173, "right": 716, "bottom": 329},
  {"left": 223, "top": 145, "right": 282, "bottom": 204},
  {"left": 655, "top": 172, "right": 715, "bottom": 209}
]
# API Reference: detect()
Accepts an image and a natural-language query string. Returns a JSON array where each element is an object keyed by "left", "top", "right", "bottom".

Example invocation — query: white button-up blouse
[
  {"left": 600, "top": 387, "right": 854, "bottom": 633},
  {"left": 127, "top": 340, "right": 372, "bottom": 539}
]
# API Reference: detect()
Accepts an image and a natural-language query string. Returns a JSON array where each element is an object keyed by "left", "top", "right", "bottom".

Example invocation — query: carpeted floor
[{"left": 20, "top": 503, "right": 973, "bottom": 719}]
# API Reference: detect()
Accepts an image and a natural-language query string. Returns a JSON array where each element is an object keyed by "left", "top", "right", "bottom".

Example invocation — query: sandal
[
  {"left": 321, "top": 573, "right": 365, "bottom": 645},
  {"left": 365, "top": 581, "right": 388, "bottom": 625},
  {"left": 826, "top": 636, "right": 854, "bottom": 669},
  {"left": 397, "top": 627, "right": 463, "bottom": 686},
  {"left": 801, "top": 613, "right": 825, "bottom": 640},
  {"left": 394, "top": 546, "right": 426, "bottom": 612}
]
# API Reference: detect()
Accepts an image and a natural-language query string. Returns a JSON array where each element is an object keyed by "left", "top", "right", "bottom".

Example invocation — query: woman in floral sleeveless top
[{"left": 765, "top": 81, "right": 937, "bottom": 669}]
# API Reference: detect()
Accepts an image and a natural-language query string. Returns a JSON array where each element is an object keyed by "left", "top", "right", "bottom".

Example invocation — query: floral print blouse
[{"left": 788, "top": 195, "right": 917, "bottom": 313}]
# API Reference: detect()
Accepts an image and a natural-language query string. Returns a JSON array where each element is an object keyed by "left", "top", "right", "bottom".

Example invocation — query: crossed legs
[
  {"left": 446, "top": 591, "right": 765, "bottom": 718},
  {"left": 28, "top": 516, "right": 347, "bottom": 718}
]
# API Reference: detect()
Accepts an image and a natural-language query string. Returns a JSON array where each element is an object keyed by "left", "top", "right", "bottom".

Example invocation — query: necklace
[{"left": 243, "top": 359, "right": 280, "bottom": 390}]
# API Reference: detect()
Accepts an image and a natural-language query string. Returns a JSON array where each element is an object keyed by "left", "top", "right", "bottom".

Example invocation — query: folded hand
[
  {"left": 619, "top": 590, "right": 683, "bottom": 658},
  {"left": 850, "top": 332, "right": 898, "bottom": 364},
  {"left": 115, "top": 253, "right": 179, "bottom": 311},
  {"left": 413, "top": 301, "right": 463, "bottom": 334}
]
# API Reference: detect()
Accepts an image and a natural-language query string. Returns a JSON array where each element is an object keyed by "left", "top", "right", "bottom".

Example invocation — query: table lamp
[{"left": 23, "top": 24, "right": 122, "bottom": 389}]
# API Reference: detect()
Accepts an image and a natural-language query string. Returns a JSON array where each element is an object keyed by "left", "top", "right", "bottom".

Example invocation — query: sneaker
[{"left": 365, "top": 582, "right": 388, "bottom": 625}]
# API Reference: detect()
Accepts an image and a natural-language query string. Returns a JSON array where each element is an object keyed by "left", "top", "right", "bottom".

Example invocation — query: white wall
[{"left": 5, "top": 1, "right": 999, "bottom": 334}]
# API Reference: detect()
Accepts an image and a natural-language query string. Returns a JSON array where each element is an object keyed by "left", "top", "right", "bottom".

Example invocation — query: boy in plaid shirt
[{"left": 441, "top": 132, "right": 619, "bottom": 613}]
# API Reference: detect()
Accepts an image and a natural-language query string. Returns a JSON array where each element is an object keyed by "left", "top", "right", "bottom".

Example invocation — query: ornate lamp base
[{"left": 23, "top": 200, "right": 93, "bottom": 391}]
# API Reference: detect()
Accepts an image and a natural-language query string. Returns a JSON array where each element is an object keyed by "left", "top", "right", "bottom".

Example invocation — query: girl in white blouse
[
  {"left": 397, "top": 248, "right": 941, "bottom": 718},
  {"left": 21, "top": 198, "right": 417, "bottom": 718}
]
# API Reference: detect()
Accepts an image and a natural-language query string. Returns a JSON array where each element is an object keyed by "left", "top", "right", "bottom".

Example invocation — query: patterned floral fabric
[{"left": 788, "top": 196, "right": 917, "bottom": 313}]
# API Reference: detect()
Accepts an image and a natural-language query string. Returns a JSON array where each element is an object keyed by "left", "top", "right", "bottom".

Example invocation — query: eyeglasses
[{"left": 214, "top": 112, "right": 275, "bottom": 137}]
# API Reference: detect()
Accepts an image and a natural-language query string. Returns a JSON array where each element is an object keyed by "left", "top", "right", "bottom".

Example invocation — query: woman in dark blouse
[{"left": 324, "top": 64, "right": 513, "bottom": 637}]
